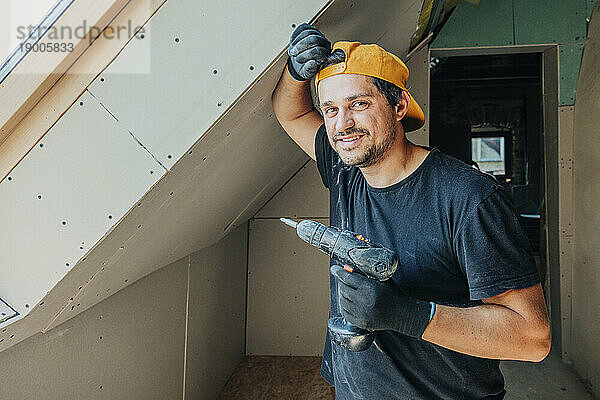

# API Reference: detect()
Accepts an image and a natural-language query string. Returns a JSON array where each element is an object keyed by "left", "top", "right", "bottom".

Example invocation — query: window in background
[{"left": 471, "top": 136, "right": 506, "bottom": 175}]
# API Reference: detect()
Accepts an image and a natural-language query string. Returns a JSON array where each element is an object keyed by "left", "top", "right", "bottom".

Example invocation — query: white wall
[
  {"left": 247, "top": 161, "right": 331, "bottom": 356},
  {"left": 0, "top": 223, "right": 248, "bottom": 400},
  {"left": 571, "top": 2, "right": 600, "bottom": 396}
]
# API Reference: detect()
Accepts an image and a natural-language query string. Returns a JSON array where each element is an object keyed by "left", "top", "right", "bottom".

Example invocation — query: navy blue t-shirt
[{"left": 314, "top": 124, "right": 540, "bottom": 400}]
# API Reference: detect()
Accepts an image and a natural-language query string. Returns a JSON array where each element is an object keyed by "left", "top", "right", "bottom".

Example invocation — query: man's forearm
[
  {"left": 271, "top": 64, "right": 316, "bottom": 122},
  {"left": 421, "top": 300, "right": 551, "bottom": 362}
]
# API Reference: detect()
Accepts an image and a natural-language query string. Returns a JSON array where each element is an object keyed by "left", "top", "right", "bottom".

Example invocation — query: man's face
[{"left": 317, "top": 74, "right": 400, "bottom": 168}]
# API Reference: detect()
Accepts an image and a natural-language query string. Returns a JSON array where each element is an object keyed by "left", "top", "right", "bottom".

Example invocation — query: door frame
[{"left": 430, "top": 44, "right": 565, "bottom": 356}]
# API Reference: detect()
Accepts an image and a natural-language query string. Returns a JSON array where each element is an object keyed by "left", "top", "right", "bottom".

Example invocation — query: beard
[{"left": 335, "top": 114, "right": 398, "bottom": 168}]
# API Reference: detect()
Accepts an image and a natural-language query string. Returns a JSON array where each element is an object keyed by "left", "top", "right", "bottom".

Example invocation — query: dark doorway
[{"left": 429, "top": 52, "right": 544, "bottom": 284}]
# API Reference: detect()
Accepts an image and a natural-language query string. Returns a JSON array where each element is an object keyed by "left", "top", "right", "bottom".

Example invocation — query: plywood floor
[
  {"left": 219, "top": 356, "right": 333, "bottom": 400},
  {"left": 220, "top": 352, "right": 593, "bottom": 399}
]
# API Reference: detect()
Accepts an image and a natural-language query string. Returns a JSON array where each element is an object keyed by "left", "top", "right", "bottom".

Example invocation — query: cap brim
[{"left": 402, "top": 91, "right": 425, "bottom": 132}]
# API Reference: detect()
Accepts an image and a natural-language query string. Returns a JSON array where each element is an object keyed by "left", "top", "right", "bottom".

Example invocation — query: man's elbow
[{"left": 525, "top": 322, "right": 552, "bottom": 362}]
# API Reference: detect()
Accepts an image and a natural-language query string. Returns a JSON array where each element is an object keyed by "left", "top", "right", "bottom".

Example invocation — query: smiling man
[{"left": 271, "top": 23, "right": 551, "bottom": 400}]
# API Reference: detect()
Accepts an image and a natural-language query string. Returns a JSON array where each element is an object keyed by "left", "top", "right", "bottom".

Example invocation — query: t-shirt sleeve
[
  {"left": 315, "top": 123, "right": 333, "bottom": 189},
  {"left": 454, "top": 186, "right": 541, "bottom": 300}
]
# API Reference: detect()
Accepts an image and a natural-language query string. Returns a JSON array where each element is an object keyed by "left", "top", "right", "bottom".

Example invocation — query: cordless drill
[{"left": 281, "top": 218, "right": 398, "bottom": 352}]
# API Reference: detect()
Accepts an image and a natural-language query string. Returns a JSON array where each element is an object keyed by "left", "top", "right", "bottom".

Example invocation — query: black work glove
[
  {"left": 331, "top": 265, "right": 434, "bottom": 338},
  {"left": 287, "top": 23, "right": 331, "bottom": 81}
]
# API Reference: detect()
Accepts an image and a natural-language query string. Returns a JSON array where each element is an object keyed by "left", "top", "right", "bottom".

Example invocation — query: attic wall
[
  {"left": 0, "top": 223, "right": 247, "bottom": 400},
  {"left": 571, "top": 2, "right": 600, "bottom": 396},
  {"left": 247, "top": 161, "right": 330, "bottom": 356}
]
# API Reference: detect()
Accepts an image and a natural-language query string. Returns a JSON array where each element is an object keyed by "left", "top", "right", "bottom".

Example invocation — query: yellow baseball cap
[{"left": 315, "top": 41, "right": 425, "bottom": 132}]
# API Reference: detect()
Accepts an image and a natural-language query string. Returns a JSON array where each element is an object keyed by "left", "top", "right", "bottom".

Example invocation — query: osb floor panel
[
  {"left": 220, "top": 352, "right": 593, "bottom": 399},
  {"left": 219, "top": 356, "right": 333, "bottom": 400}
]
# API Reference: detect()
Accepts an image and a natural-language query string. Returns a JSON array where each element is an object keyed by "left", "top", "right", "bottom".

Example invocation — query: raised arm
[{"left": 272, "top": 23, "right": 330, "bottom": 161}]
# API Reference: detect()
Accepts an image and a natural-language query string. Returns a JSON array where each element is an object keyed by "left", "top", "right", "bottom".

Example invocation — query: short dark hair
[{"left": 319, "top": 49, "right": 404, "bottom": 109}]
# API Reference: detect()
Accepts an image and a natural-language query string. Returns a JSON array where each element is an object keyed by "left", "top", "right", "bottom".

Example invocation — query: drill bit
[{"left": 280, "top": 217, "right": 298, "bottom": 228}]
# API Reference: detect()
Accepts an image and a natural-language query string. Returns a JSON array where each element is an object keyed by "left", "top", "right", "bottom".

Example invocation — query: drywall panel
[
  {"left": 430, "top": 0, "right": 514, "bottom": 48},
  {"left": 0, "top": 90, "right": 165, "bottom": 318},
  {"left": 571, "top": 2, "right": 600, "bottom": 396},
  {"left": 0, "top": 299, "right": 17, "bottom": 324},
  {"left": 405, "top": 42, "right": 430, "bottom": 146},
  {"left": 247, "top": 218, "right": 330, "bottom": 356},
  {"left": 559, "top": 43, "right": 585, "bottom": 105},
  {"left": 185, "top": 223, "right": 248, "bottom": 399},
  {"left": 256, "top": 161, "right": 329, "bottom": 219},
  {"left": 0, "top": 255, "right": 187, "bottom": 400},
  {"left": 513, "top": 0, "right": 586, "bottom": 45},
  {"left": 558, "top": 105, "right": 574, "bottom": 362},
  {"left": 86, "top": 0, "right": 332, "bottom": 170}
]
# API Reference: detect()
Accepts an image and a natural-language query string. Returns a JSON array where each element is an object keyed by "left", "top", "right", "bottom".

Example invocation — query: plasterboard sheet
[
  {"left": 0, "top": 255, "right": 187, "bottom": 400},
  {"left": 247, "top": 218, "right": 330, "bottom": 356},
  {"left": 513, "top": 0, "right": 586, "bottom": 45},
  {"left": 87, "top": 0, "right": 331, "bottom": 170},
  {"left": 430, "top": 0, "right": 514, "bottom": 49},
  {"left": 0, "top": 298, "right": 17, "bottom": 324},
  {"left": 0, "top": 90, "right": 165, "bottom": 315},
  {"left": 255, "top": 161, "right": 329, "bottom": 219}
]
